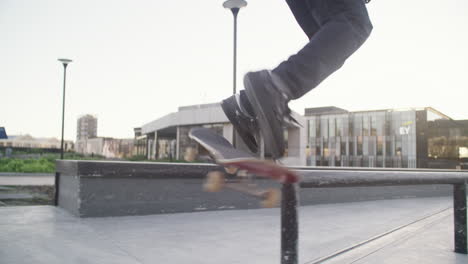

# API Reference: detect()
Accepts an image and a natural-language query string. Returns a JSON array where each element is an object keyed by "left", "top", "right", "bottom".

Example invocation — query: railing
[{"left": 279, "top": 167, "right": 468, "bottom": 264}]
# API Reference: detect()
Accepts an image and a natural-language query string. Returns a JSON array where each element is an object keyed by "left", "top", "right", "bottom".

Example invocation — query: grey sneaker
[
  {"left": 221, "top": 92, "right": 259, "bottom": 153},
  {"left": 244, "top": 70, "right": 297, "bottom": 159}
]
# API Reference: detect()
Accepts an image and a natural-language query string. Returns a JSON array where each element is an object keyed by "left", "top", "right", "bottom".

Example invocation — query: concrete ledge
[
  {"left": 55, "top": 160, "right": 453, "bottom": 218},
  {"left": 56, "top": 160, "right": 281, "bottom": 217}
]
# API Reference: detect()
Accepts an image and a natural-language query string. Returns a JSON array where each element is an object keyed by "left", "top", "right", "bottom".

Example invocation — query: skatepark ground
[{"left": 1, "top": 196, "right": 467, "bottom": 264}]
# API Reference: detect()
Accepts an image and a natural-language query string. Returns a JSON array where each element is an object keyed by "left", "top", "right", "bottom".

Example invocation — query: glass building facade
[{"left": 305, "top": 107, "right": 457, "bottom": 168}]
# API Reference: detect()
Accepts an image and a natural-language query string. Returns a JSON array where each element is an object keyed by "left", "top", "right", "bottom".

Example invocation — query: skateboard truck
[{"left": 204, "top": 171, "right": 281, "bottom": 208}]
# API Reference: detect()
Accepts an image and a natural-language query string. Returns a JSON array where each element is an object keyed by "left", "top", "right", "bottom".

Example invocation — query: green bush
[
  {"left": 0, "top": 152, "right": 111, "bottom": 173},
  {"left": 0, "top": 158, "right": 55, "bottom": 173},
  {"left": 0, "top": 152, "right": 194, "bottom": 173}
]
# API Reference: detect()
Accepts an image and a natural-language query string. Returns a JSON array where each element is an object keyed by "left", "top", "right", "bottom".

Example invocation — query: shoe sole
[{"left": 244, "top": 72, "right": 285, "bottom": 159}]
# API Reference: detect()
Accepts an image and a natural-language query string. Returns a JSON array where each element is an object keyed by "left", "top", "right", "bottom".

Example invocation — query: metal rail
[{"left": 279, "top": 168, "right": 468, "bottom": 264}]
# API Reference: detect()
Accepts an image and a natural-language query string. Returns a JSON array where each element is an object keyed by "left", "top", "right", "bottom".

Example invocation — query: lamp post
[
  {"left": 58, "top": 58, "right": 72, "bottom": 159},
  {"left": 55, "top": 58, "right": 72, "bottom": 207},
  {"left": 224, "top": 0, "right": 247, "bottom": 148},
  {"left": 223, "top": 0, "right": 247, "bottom": 95}
]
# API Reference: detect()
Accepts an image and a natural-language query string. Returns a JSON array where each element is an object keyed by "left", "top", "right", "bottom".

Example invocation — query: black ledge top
[
  {"left": 56, "top": 160, "right": 468, "bottom": 184},
  {"left": 56, "top": 160, "right": 220, "bottom": 179}
]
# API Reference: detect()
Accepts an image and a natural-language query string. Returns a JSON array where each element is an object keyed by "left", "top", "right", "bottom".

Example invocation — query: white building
[
  {"left": 140, "top": 103, "right": 307, "bottom": 166},
  {"left": 0, "top": 134, "right": 74, "bottom": 151}
]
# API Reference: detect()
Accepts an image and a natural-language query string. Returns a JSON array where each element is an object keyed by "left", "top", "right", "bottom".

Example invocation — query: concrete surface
[
  {"left": 0, "top": 193, "right": 34, "bottom": 200},
  {"left": 1, "top": 197, "right": 467, "bottom": 264},
  {"left": 0, "top": 173, "right": 54, "bottom": 186}
]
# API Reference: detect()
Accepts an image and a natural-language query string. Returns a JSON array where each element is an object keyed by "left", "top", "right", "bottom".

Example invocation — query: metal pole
[
  {"left": 453, "top": 183, "right": 467, "bottom": 254},
  {"left": 232, "top": 8, "right": 239, "bottom": 95},
  {"left": 231, "top": 8, "right": 239, "bottom": 147},
  {"left": 54, "top": 171, "right": 60, "bottom": 206},
  {"left": 281, "top": 182, "right": 299, "bottom": 264},
  {"left": 56, "top": 62, "right": 68, "bottom": 206},
  {"left": 60, "top": 64, "right": 68, "bottom": 160}
]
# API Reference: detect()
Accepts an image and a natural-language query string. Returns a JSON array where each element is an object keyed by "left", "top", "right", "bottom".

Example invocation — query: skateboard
[{"left": 187, "top": 127, "right": 299, "bottom": 208}]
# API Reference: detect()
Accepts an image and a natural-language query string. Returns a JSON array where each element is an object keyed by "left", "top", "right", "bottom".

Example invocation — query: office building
[{"left": 305, "top": 107, "right": 468, "bottom": 168}]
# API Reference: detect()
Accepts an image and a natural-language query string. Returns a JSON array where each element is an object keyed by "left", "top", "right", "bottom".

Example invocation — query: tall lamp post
[
  {"left": 223, "top": 0, "right": 247, "bottom": 95},
  {"left": 223, "top": 0, "right": 247, "bottom": 147},
  {"left": 56, "top": 58, "right": 72, "bottom": 206},
  {"left": 58, "top": 58, "right": 72, "bottom": 159}
]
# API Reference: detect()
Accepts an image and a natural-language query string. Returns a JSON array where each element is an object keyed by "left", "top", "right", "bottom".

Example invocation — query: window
[
  {"left": 353, "top": 115, "right": 363, "bottom": 136},
  {"left": 323, "top": 139, "right": 329, "bottom": 157},
  {"left": 377, "top": 136, "right": 384, "bottom": 155},
  {"left": 386, "top": 138, "right": 393, "bottom": 156},
  {"left": 321, "top": 116, "right": 329, "bottom": 138},
  {"left": 329, "top": 117, "right": 336, "bottom": 137},
  {"left": 349, "top": 139, "right": 355, "bottom": 156},
  {"left": 357, "top": 136, "right": 363, "bottom": 155},
  {"left": 341, "top": 141, "right": 347, "bottom": 155},
  {"left": 363, "top": 115, "right": 370, "bottom": 136},
  {"left": 308, "top": 120, "right": 314, "bottom": 138},
  {"left": 371, "top": 116, "right": 378, "bottom": 136},
  {"left": 336, "top": 117, "right": 345, "bottom": 137}
]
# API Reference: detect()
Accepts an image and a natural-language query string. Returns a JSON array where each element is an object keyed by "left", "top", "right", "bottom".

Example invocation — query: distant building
[
  {"left": 0, "top": 134, "right": 74, "bottom": 151},
  {"left": 76, "top": 114, "right": 97, "bottom": 141},
  {"left": 82, "top": 137, "right": 134, "bottom": 159},
  {"left": 75, "top": 115, "right": 134, "bottom": 158},
  {"left": 0, "top": 127, "right": 7, "bottom": 139},
  {"left": 76, "top": 114, "right": 98, "bottom": 154}
]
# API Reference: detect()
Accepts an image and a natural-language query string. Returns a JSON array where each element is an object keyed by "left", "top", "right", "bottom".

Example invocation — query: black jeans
[{"left": 272, "top": 0, "right": 373, "bottom": 99}]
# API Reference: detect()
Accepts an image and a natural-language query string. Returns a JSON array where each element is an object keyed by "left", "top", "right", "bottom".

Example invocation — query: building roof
[
  {"left": 304, "top": 106, "right": 455, "bottom": 121},
  {"left": 304, "top": 106, "right": 349, "bottom": 116},
  {"left": 141, "top": 103, "right": 228, "bottom": 135},
  {"left": 141, "top": 102, "right": 305, "bottom": 135}
]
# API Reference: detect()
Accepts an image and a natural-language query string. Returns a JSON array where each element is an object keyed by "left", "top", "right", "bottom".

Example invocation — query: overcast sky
[{"left": 1, "top": 0, "right": 467, "bottom": 140}]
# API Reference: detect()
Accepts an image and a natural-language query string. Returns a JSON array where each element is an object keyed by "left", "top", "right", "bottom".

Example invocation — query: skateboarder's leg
[
  {"left": 272, "top": 0, "right": 373, "bottom": 99},
  {"left": 285, "top": 0, "right": 321, "bottom": 40},
  {"left": 244, "top": 0, "right": 372, "bottom": 158}
]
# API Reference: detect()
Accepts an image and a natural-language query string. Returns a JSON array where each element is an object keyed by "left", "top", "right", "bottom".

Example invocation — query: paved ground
[
  {"left": 0, "top": 173, "right": 54, "bottom": 186},
  {"left": 1, "top": 196, "right": 466, "bottom": 264}
]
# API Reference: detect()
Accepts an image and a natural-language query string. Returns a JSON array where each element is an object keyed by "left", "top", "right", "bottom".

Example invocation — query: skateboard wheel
[
  {"left": 260, "top": 189, "right": 281, "bottom": 208},
  {"left": 184, "top": 147, "right": 197, "bottom": 162},
  {"left": 224, "top": 166, "right": 238, "bottom": 175},
  {"left": 237, "top": 170, "right": 249, "bottom": 177},
  {"left": 204, "top": 171, "right": 225, "bottom": 192}
]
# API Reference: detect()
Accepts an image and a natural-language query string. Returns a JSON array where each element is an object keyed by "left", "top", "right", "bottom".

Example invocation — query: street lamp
[
  {"left": 58, "top": 58, "right": 72, "bottom": 160},
  {"left": 223, "top": 0, "right": 247, "bottom": 95},
  {"left": 55, "top": 58, "right": 72, "bottom": 206}
]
